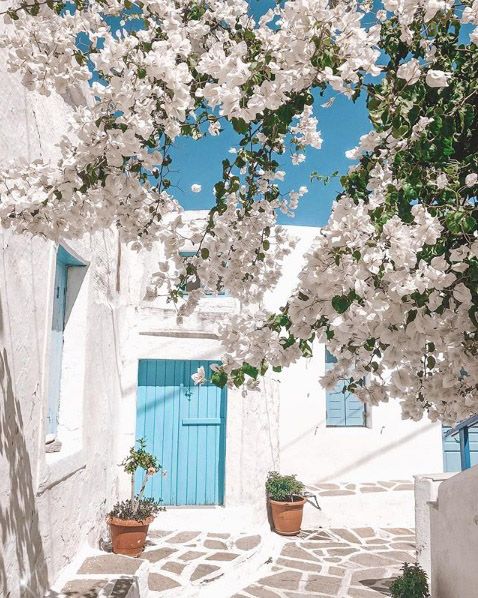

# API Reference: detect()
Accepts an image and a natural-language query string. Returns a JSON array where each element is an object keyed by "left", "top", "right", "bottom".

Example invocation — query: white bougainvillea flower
[
  {"left": 465, "top": 173, "right": 477, "bottom": 187},
  {"left": 397, "top": 59, "right": 421, "bottom": 85},
  {"left": 191, "top": 184, "right": 202, "bottom": 193},
  {"left": 436, "top": 173, "right": 448, "bottom": 189},
  {"left": 191, "top": 366, "right": 206, "bottom": 385},
  {"left": 425, "top": 69, "right": 450, "bottom": 88}
]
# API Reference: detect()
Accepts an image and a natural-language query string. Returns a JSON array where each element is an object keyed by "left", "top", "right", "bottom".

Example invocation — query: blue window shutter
[
  {"left": 326, "top": 385, "right": 347, "bottom": 426},
  {"left": 47, "top": 246, "right": 85, "bottom": 436},
  {"left": 345, "top": 391, "right": 366, "bottom": 426},
  {"left": 325, "top": 348, "right": 365, "bottom": 427},
  {"left": 47, "top": 255, "right": 68, "bottom": 435}
]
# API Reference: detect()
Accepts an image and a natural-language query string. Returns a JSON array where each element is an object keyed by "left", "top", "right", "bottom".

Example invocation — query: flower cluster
[{"left": 0, "top": 0, "right": 477, "bottom": 423}]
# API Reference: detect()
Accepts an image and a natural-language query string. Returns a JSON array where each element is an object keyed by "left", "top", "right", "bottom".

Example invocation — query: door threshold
[{"left": 164, "top": 505, "right": 225, "bottom": 509}]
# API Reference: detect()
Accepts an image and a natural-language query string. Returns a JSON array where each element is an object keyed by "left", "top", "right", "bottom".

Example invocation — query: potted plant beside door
[
  {"left": 107, "top": 438, "right": 166, "bottom": 557},
  {"left": 266, "top": 471, "right": 306, "bottom": 536}
]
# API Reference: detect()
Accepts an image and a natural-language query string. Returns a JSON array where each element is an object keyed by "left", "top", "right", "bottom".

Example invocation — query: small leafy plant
[
  {"left": 109, "top": 497, "right": 165, "bottom": 522},
  {"left": 266, "top": 471, "right": 305, "bottom": 502},
  {"left": 108, "top": 438, "right": 165, "bottom": 521},
  {"left": 390, "top": 563, "right": 430, "bottom": 598}
]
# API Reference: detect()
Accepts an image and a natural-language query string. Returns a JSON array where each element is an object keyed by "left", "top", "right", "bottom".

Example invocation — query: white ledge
[
  {"left": 37, "top": 449, "right": 86, "bottom": 496},
  {"left": 139, "top": 330, "right": 219, "bottom": 339}
]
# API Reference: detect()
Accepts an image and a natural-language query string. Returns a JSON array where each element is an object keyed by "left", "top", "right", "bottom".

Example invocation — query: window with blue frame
[
  {"left": 179, "top": 250, "right": 226, "bottom": 296},
  {"left": 47, "top": 246, "right": 85, "bottom": 438},
  {"left": 325, "top": 349, "right": 366, "bottom": 427}
]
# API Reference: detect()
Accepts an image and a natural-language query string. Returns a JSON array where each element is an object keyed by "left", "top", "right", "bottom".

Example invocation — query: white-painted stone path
[{"left": 51, "top": 526, "right": 415, "bottom": 597}]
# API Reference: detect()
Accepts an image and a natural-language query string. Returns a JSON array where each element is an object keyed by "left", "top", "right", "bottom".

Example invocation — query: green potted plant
[
  {"left": 390, "top": 563, "right": 430, "bottom": 598},
  {"left": 266, "top": 471, "right": 306, "bottom": 536},
  {"left": 107, "top": 438, "right": 165, "bottom": 557}
]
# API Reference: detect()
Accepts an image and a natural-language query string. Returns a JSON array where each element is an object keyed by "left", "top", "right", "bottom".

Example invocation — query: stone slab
[
  {"left": 206, "top": 551, "right": 240, "bottom": 561},
  {"left": 109, "top": 578, "right": 136, "bottom": 598},
  {"left": 78, "top": 555, "right": 142, "bottom": 575},
  {"left": 148, "top": 573, "right": 181, "bottom": 592},
  {"left": 178, "top": 550, "right": 206, "bottom": 561},
  {"left": 190, "top": 563, "right": 220, "bottom": 582},
  {"left": 203, "top": 539, "right": 227, "bottom": 550},
  {"left": 61, "top": 579, "right": 108, "bottom": 597},
  {"left": 142, "top": 547, "right": 177, "bottom": 563},
  {"left": 331, "top": 529, "right": 361, "bottom": 544},
  {"left": 167, "top": 531, "right": 200, "bottom": 543},
  {"left": 160, "top": 561, "right": 186, "bottom": 575},
  {"left": 246, "top": 586, "right": 283, "bottom": 598},
  {"left": 282, "top": 545, "right": 320, "bottom": 561},
  {"left": 305, "top": 574, "right": 342, "bottom": 594},
  {"left": 257, "top": 571, "right": 302, "bottom": 591},
  {"left": 235, "top": 534, "right": 261, "bottom": 551},
  {"left": 277, "top": 558, "right": 320, "bottom": 572}
]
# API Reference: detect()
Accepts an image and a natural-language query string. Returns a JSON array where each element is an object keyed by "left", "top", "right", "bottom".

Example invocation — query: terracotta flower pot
[
  {"left": 108, "top": 516, "right": 154, "bottom": 557},
  {"left": 269, "top": 496, "right": 306, "bottom": 536}
]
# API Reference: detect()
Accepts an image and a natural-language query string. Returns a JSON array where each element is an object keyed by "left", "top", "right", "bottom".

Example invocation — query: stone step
[{"left": 49, "top": 528, "right": 271, "bottom": 598}]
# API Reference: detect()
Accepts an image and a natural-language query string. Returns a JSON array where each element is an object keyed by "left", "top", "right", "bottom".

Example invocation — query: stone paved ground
[
  {"left": 56, "top": 529, "right": 263, "bottom": 597},
  {"left": 234, "top": 527, "right": 416, "bottom": 598},
  {"left": 308, "top": 480, "right": 414, "bottom": 497}
]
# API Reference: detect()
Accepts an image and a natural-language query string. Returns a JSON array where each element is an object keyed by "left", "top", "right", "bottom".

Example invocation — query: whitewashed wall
[
  {"left": 428, "top": 466, "right": 478, "bottom": 597},
  {"left": 117, "top": 236, "right": 280, "bottom": 529},
  {"left": 118, "top": 218, "right": 444, "bottom": 529},
  {"left": 0, "top": 31, "right": 123, "bottom": 597},
  {"left": 261, "top": 225, "right": 444, "bottom": 486}
]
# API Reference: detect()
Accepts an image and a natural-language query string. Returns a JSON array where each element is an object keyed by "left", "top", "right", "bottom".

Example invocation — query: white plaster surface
[
  {"left": 414, "top": 472, "right": 455, "bottom": 579},
  {"left": 429, "top": 466, "right": 478, "bottom": 597},
  {"left": 0, "top": 23, "right": 448, "bottom": 595},
  {"left": 117, "top": 221, "right": 444, "bottom": 531},
  {"left": 0, "top": 32, "right": 123, "bottom": 596},
  {"left": 117, "top": 242, "right": 280, "bottom": 528}
]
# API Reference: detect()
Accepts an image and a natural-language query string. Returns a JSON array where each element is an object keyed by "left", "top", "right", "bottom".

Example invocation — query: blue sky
[{"left": 169, "top": 0, "right": 371, "bottom": 227}]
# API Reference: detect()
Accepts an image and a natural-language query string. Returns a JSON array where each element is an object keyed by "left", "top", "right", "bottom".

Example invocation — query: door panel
[{"left": 136, "top": 359, "right": 226, "bottom": 505}]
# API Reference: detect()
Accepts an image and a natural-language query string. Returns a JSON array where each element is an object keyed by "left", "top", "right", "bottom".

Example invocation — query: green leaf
[
  {"left": 243, "top": 363, "right": 259, "bottom": 379},
  {"left": 233, "top": 369, "right": 245, "bottom": 387},
  {"left": 200, "top": 248, "right": 209, "bottom": 259},
  {"left": 211, "top": 370, "right": 228, "bottom": 388},
  {"left": 332, "top": 295, "right": 352, "bottom": 314},
  {"left": 231, "top": 118, "right": 249, "bottom": 134}
]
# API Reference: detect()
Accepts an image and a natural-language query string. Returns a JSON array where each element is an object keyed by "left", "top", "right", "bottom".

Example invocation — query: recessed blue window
[
  {"left": 325, "top": 349, "right": 366, "bottom": 427},
  {"left": 47, "top": 246, "right": 85, "bottom": 436}
]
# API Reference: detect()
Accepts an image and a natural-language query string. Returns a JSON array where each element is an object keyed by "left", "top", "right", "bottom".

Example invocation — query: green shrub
[
  {"left": 390, "top": 563, "right": 430, "bottom": 598},
  {"left": 109, "top": 497, "right": 165, "bottom": 522},
  {"left": 266, "top": 471, "right": 305, "bottom": 502}
]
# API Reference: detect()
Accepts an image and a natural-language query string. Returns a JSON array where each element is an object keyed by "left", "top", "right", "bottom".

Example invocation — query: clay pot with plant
[
  {"left": 107, "top": 438, "right": 166, "bottom": 557},
  {"left": 266, "top": 471, "right": 306, "bottom": 536}
]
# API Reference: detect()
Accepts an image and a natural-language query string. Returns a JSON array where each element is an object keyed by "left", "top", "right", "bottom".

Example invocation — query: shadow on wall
[
  {"left": 0, "top": 346, "right": 49, "bottom": 597},
  {"left": 282, "top": 419, "right": 437, "bottom": 484}
]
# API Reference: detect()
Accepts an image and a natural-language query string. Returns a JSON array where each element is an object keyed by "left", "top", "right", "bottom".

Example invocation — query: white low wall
[
  {"left": 414, "top": 473, "right": 455, "bottom": 580},
  {"left": 428, "top": 466, "right": 478, "bottom": 598}
]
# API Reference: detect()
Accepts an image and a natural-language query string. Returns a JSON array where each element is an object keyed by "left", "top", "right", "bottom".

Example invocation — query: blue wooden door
[
  {"left": 442, "top": 426, "right": 478, "bottom": 471},
  {"left": 136, "top": 359, "right": 227, "bottom": 505}
]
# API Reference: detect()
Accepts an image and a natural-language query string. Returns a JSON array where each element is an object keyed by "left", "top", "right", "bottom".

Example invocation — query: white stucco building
[{"left": 0, "top": 27, "right": 451, "bottom": 598}]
